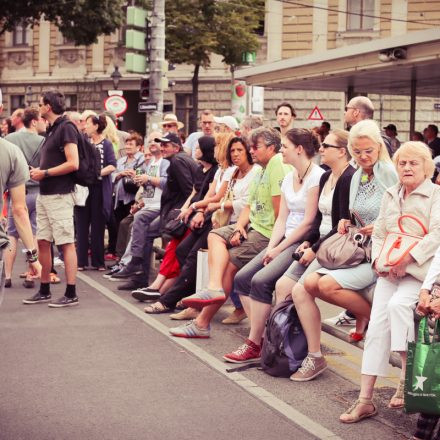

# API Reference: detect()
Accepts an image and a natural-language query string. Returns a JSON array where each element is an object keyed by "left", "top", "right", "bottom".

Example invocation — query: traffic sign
[
  {"left": 138, "top": 102, "right": 158, "bottom": 112},
  {"left": 104, "top": 95, "right": 128, "bottom": 116},
  {"left": 307, "top": 106, "right": 324, "bottom": 121}
]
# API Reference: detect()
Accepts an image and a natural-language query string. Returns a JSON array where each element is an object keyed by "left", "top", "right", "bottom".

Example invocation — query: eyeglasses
[
  {"left": 345, "top": 106, "right": 357, "bottom": 112},
  {"left": 250, "top": 144, "right": 265, "bottom": 151},
  {"left": 163, "top": 123, "right": 176, "bottom": 128},
  {"left": 352, "top": 148, "right": 376, "bottom": 156},
  {"left": 322, "top": 143, "right": 345, "bottom": 149}
]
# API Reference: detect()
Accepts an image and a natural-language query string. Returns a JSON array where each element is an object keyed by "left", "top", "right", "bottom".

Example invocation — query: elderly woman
[
  {"left": 291, "top": 119, "right": 398, "bottom": 382},
  {"left": 340, "top": 141, "right": 440, "bottom": 423}
]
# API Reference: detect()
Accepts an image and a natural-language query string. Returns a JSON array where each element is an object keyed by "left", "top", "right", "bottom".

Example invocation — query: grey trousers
[{"left": 234, "top": 243, "right": 300, "bottom": 305}]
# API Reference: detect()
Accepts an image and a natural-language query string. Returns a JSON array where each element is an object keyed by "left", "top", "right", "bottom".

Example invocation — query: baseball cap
[
  {"left": 154, "top": 132, "right": 182, "bottom": 147},
  {"left": 214, "top": 115, "right": 239, "bottom": 131},
  {"left": 383, "top": 124, "right": 397, "bottom": 132}
]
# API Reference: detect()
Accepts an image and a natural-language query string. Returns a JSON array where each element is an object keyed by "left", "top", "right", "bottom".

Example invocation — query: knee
[
  {"left": 387, "top": 295, "right": 411, "bottom": 316},
  {"left": 275, "top": 276, "right": 294, "bottom": 296},
  {"left": 291, "top": 284, "right": 308, "bottom": 305}
]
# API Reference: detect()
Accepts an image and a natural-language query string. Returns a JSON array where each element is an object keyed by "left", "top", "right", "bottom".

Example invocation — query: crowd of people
[{"left": 2, "top": 89, "right": 440, "bottom": 438}]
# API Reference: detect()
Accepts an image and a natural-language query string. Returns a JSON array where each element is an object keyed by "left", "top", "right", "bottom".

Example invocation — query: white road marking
[{"left": 78, "top": 272, "right": 342, "bottom": 440}]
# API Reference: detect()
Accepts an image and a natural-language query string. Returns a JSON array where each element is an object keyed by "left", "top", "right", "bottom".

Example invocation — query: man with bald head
[{"left": 344, "top": 96, "right": 393, "bottom": 157}]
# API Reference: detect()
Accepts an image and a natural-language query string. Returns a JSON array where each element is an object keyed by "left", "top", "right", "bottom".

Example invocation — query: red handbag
[{"left": 375, "top": 214, "right": 428, "bottom": 272}]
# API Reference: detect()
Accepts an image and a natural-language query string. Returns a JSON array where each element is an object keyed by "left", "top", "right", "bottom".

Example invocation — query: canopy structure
[{"left": 237, "top": 28, "right": 440, "bottom": 131}]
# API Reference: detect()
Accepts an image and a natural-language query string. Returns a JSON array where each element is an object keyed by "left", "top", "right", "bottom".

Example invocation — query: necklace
[
  {"left": 238, "top": 164, "right": 252, "bottom": 178},
  {"left": 298, "top": 161, "right": 312, "bottom": 184},
  {"left": 329, "top": 164, "right": 350, "bottom": 189}
]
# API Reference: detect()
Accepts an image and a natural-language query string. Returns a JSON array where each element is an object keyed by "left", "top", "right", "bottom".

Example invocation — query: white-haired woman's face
[
  {"left": 396, "top": 152, "right": 425, "bottom": 190},
  {"left": 351, "top": 137, "right": 380, "bottom": 171}
]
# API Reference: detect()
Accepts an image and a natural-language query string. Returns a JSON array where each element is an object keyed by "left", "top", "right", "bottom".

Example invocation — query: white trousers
[{"left": 361, "top": 276, "right": 421, "bottom": 377}]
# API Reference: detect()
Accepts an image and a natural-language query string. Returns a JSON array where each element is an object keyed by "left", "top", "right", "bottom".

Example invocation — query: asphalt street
[{"left": 0, "top": 257, "right": 418, "bottom": 440}]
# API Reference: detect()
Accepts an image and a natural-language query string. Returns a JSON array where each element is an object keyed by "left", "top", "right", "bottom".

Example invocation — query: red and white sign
[
  {"left": 104, "top": 95, "right": 128, "bottom": 116},
  {"left": 307, "top": 106, "right": 324, "bottom": 121}
]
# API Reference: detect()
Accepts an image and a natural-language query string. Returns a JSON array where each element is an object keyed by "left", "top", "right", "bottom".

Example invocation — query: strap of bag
[
  {"left": 385, "top": 237, "right": 418, "bottom": 267},
  {"left": 351, "top": 210, "right": 365, "bottom": 227},
  {"left": 226, "top": 362, "right": 261, "bottom": 373},
  {"left": 417, "top": 317, "right": 431, "bottom": 344},
  {"left": 398, "top": 214, "right": 428, "bottom": 235}
]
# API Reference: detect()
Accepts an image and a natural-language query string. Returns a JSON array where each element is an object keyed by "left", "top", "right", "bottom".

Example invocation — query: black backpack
[
  {"left": 260, "top": 297, "right": 308, "bottom": 378},
  {"left": 59, "top": 120, "right": 101, "bottom": 186},
  {"left": 74, "top": 131, "right": 101, "bottom": 186}
]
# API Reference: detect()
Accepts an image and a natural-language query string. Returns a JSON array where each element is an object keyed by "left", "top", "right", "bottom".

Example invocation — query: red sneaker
[
  {"left": 105, "top": 253, "right": 118, "bottom": 261},
  {"left": 223, "top": 339, "right": 261, "bottom": 363}
]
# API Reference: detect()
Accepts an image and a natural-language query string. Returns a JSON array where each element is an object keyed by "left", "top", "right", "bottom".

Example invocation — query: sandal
[
  {"left": 50, "top": 273, "right": 61, "bottom": 284},
  {"left": 388, "top": 379, "right": 405, "bottom": 409},
  {"left": 23, "top": 279, "right": 35, "bottom": 289},
  {"left": 144, "top": 302, "right": 171, "bottom": 314},
  {"left": 340, "top": 397, "right": 377, "bottom": 424}
]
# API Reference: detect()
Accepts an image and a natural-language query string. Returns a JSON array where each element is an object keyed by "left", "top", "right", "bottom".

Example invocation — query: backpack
[
  {"left": 260, "top": 297, "right": 308, "bottom": 378},
  {"left": 73, "top": 131, "right": 101, "bottom": 186},
  {"left": 58, "top": 119, "right": 101, "bottom": 186}
]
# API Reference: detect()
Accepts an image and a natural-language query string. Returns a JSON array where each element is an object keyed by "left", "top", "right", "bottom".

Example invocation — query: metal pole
[
  {"left": 410, "top": 78, "right": 417, "bottom": 137},
  {"left": 146, "top": 0, "right": 165, "bottom": 133}
]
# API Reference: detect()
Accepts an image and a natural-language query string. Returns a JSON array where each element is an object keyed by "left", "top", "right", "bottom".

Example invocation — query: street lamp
[
  {"left": 25, "top": 85, "right": 33, "bottom": 106},
  {"left": 110, "top": 65, "right": 122, "bottom": 90}
]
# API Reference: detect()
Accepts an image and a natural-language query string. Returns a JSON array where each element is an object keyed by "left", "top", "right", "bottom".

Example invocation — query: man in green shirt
[{"left": 170, "top": 127, "right": 291, "bottom": 338}]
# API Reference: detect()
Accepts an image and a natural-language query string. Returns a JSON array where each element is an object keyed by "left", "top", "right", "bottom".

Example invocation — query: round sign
[{"left": 104, "top": 95, "right": 128, "bottom": 116}]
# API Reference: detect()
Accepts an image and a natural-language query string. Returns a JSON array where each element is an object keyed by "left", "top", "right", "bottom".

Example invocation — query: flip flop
[
  {"left": 144, "top": 302, "right": 171, "bottom": 314},
  {"left": 50, "top": 273, "right": 61, "bottom": 284},
  {"left": 340, "top": 398, "right": 377, "bottom": 424}
]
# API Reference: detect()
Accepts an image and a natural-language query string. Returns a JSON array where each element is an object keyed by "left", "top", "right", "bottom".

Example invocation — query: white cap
[{"left": 213, "top": 115, "right": 239, "bottom": 131}]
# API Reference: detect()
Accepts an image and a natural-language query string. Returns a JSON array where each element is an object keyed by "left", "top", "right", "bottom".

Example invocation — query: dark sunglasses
[{"left": 322, "top": 143, "right": 344, "bottom": 149}]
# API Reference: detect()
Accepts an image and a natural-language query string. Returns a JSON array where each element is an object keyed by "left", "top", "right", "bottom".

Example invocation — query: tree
[
  {"left": 165, "top": 0, "right": 264, "bottom": 133},
  {"left": 165, "top": 0, "right": 216, "bottom": 133},
  {"left": 0, "top": 0, "right": 125, "bottom": 46}
]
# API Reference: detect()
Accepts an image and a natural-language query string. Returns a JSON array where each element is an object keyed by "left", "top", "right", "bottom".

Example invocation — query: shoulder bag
[
  {"left": 122, "top": 157, "right": 143, "bottom": 194},
  {"left": 375, "top": 214, "right": 427, "bottom": 274},
  {"left": 316, "top": 211, "right": 372, "bottom": 269},
  {"left": 211, "top": 169, "right": 239, "bottom": 229}
]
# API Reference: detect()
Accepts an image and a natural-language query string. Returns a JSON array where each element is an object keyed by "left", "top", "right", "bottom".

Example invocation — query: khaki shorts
[
  {"left": 36, "top": 193, "right": 75, "bottom": 245},
  {"left": 210, "top": 225, "right": 270, "bottom": 269}
]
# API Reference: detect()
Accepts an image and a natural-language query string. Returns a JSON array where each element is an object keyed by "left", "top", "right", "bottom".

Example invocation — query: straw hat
[{"left": 159, "top": 113, "right": 184, "bottom": 130}]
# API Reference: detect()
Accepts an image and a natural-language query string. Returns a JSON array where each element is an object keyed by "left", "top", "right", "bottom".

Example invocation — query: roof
[{"left": 236, "top": 28, "right": 440, "bottom": 97}]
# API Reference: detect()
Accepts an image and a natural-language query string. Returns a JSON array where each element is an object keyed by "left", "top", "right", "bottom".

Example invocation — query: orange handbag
[{"left": 375, "top": 214, "right": 428, "bottom": 273}]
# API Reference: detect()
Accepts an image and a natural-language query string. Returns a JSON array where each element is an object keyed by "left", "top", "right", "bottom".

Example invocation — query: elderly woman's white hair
[
  {"left": 393, "top": 141, "right": 435, "bottom": 178},
  {"left": 348, "top": 119, "right": 392, "bottom": 163}
]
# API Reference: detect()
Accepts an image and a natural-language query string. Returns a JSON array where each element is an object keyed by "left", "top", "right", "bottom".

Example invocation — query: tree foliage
[{"left": 0, "top": 0, "right": 125, "bottom": 46}]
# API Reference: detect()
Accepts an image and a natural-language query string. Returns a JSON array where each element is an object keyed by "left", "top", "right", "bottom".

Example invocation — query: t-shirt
[
  {"left": 214, "top": 166, "right": 236, "bottom": 193},
  {"left": 5, "top": 130, "right": 45, "bottom": 189},
  {"left": 248, "top": 153, "right": 292, "bottom": 238},
  {"left": 281, "top": 164, "right": 324, "bottom": 237},
  {"left": 39, "top": 116, "right": 79, "bottom": 195},
  {"left": 184, "top": 131, "right": 203, "bottom": 159},
  {"left": 141, "top": 157, "right": 164, "bottom": 210},
  {"left": 0, "top": 139, "right": 30, "bottom": 248},
  {"left": 318, "top": 186, "right": 334, "bottom": 236}
]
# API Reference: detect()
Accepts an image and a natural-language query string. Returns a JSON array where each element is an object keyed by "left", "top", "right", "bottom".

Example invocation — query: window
[
  {"left": 346, "top": 0, "right": 374, "bottom": 31},
  {"left": 10, "top": 95, "right": 25, "bottom": 112},
  {"left": 12, "top": 23, "right": 30, "bottom": 46},
  {"left": 65, "top": 94, "right": 78, "bottom": 111}
]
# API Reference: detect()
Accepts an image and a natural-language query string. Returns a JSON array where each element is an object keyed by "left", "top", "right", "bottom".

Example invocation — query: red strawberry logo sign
[{"left": 235, "top": 84, "right": 246, "bottom": 98}]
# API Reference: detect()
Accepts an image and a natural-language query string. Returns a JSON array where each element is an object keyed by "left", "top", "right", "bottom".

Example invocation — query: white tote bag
[
  {"left": 72, "top": 184, "right": 89, "bottom": 206},
  {"left": 196, "top": 249, "right": 209, "bottom": 293}
]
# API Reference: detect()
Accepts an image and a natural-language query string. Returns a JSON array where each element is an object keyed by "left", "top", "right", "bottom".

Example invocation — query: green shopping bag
[{"left": 405, "top": 318, "right": 440, "bottom": 414}]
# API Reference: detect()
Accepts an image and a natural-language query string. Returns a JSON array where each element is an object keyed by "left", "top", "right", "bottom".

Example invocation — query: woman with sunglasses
[
  {"left": 290, "top": 119, "right": 398, "bottom": 383},
  {"left": 76, "top": 114, "right": 116, "bottom": 270},
  {"left": 274, "top": 129, "right": 354, "bottom": 303}
]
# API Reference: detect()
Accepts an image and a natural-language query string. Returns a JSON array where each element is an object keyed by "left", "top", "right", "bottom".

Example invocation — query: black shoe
[
  {"left": 103, "top": 264, "right": 122, "bottom": 279},
  {"left": 117, "top": 279, "right": 144, "bottom": 291},
  {"left": 23, "top": 291, "right": 52, "bottom": 304},
  {"left": 110, "top": 265, "right": 143, "bottom": 279},
  {"left": 4, "top": 278, "right": 11, "bottom": 288},
  {"left": 48, "top": 296, "right": 79, "bottom": 308},
  {"left": 131, "top": 288, "right": 161, "bottom": 302}
]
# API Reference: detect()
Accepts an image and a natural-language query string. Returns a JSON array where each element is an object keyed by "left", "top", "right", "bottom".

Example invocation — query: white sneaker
[
  {"left": 323, "top": 311, "right": 356, "bottom": 326},
  {"left": 53, "top": 257, "right": 64, "bottom": 267}
]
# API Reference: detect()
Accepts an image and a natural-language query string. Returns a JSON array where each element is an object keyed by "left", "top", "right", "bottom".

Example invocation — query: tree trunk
[
  {"left": 230, "top": 65, "right": 235, "bottom": 113},
  {"left": 189, "top": 63, "right": 200, "bottom": 134}
]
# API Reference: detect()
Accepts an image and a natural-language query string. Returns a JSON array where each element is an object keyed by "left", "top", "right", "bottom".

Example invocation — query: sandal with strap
[
  {"left": 340, "top": 397, "right": 377, "bottom": 424},
  {"left": 50, "top": 273, "right": 61, "bottom": 284},
  {"left": 388, "top": 379, "right": 405, "bottom": 409},
  {"left": 144, "top": 302, "right": 171, "bottom": 314}
]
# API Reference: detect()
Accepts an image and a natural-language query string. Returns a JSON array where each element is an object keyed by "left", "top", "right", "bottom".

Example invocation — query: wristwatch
[{"left": 44, "top": 169, "right": 50, "bottom": 178}]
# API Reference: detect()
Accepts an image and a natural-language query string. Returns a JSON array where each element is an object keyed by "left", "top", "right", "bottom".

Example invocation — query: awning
[{"left": 236, "top": 28, "right": 440, "bottom": 97}]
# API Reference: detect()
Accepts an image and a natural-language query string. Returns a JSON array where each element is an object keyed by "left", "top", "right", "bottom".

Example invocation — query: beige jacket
[{"left": 372, "top": 178, "right": 440, "bottom": 281}]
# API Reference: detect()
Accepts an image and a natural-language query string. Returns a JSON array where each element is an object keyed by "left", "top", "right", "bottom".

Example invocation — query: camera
[{"left": 292, "top": 251, "right": 304, "bottom": 261}]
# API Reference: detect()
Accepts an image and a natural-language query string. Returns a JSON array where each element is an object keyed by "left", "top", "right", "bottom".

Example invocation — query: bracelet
[
  {"left": 191, "top": 203, "right": 197, "bottom": 210},
  {"left": 220, "top": 202, "right": 225, "bottom": 211},
  {"left": 23, "top": 248, "right": 38, "bottom": 263}
]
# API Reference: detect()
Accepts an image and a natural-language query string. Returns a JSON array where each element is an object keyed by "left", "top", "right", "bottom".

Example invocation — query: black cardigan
[{"left": 303, "top": 164, "right": 356, "bottom": 252}]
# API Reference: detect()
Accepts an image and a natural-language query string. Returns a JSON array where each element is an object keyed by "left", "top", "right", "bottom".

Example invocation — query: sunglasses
[
  {"left": 163, "top": 123, "right": 177, "bottom": 128},
  {"left": 322, "top": 143, "right": 344, "bottom": 149}
]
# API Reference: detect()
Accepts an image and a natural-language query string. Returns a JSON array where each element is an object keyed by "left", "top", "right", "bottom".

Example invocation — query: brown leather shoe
[
  {"left": 170, "top": 307, "right": 199, "bottom": 320},
  {"left": 222, "top": 308, "right": 247, "bottom": 325}
]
